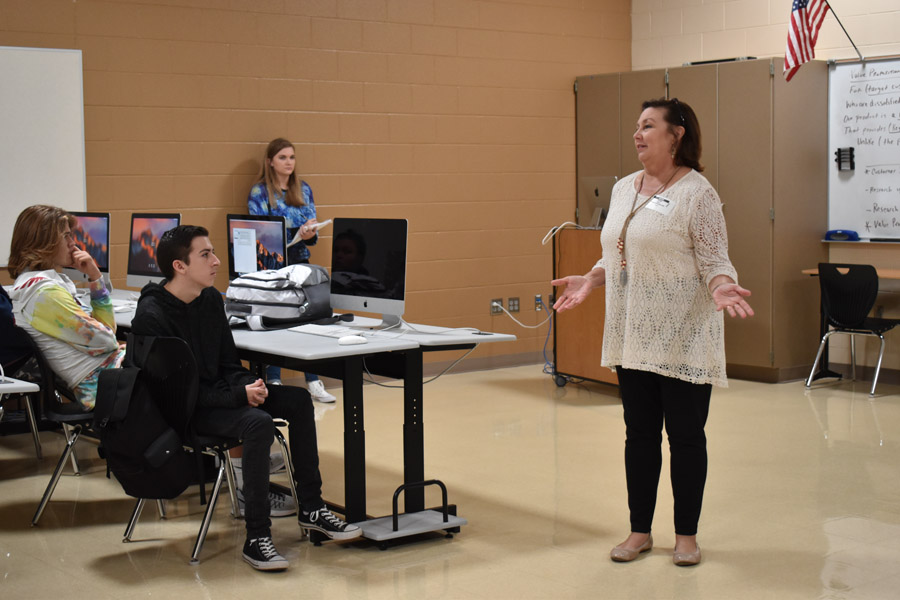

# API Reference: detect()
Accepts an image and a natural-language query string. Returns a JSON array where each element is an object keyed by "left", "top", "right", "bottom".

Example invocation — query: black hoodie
[{"left": 131, "top": 282, "right": 254, "bottom": 409}]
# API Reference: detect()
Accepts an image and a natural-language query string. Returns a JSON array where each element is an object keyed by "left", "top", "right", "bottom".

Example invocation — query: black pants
[
  {"left": 616, "top": 367, "right": 711, "bottom": 536},
  {"left": 193, "top": 384, "right": 323, "bottom": 539}
]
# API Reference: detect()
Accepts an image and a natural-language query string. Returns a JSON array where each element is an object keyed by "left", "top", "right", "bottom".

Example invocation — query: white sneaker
[
  {"left": 307, "top": 380, "right": 336, "bottom": 403},
  {"left": 234, "top": 455, "right": 284, "bottom": 479},
  {"left": 269, "top": 451, "right": 285, "bottom": 474},
  {"left": 237, "top": 488, "right": 297, "bottom": 518}
]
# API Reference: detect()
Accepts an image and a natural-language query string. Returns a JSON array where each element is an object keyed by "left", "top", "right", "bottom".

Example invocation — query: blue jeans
[
  {"left": 192, "top": 384, "right": 324, "bottom": 539},
  {"left": 265, "top": 364, "right": 318, "bottom": 383}
]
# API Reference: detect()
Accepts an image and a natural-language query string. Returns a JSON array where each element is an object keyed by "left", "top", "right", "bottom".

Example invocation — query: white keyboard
[
  {"left": 289, "top": 324, "right": 361, "bottom": 338},
  {"left": 110, "top": 298, "right": 137, "bottom": 312}
]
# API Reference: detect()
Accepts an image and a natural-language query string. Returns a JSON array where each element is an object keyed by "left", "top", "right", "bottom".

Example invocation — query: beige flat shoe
[
  {"left": 609, "top": 535, "right": 653, "bottom": 562},
  {"left": 673, "top": 545, "right": 701, "bottom": 566}
]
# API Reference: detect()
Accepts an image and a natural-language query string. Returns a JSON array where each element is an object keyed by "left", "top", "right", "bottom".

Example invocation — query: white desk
[
  {"left": 0, "top": 376, "right": 42, "bottom": 459},
  {"left": 112, "top": 299, "right": 515, "bottom": 543},
  {"left": 231, "top": 326, "right": 419, "bottom": 361},
  {"left": 0, "top": 377, "right": 40, "bottom": 395},
  {"left": 233, "top": 319, "right": 515, "bottom": 543}
]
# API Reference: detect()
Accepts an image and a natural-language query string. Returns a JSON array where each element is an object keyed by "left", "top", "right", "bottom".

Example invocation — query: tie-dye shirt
[
  {"left": 10, "top": 270, "right": 126, "bottom": 410},
  {"left": 247, "top": 180, "right": 319, "bottom": 264}
]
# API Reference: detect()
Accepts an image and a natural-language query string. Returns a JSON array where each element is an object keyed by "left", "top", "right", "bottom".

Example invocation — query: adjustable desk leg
[
  {"left": 342, "top": 356, "right": 367, "bottom": 523},
  {"left": 403, "top": 348, "right": 425, "bottom": 513}
]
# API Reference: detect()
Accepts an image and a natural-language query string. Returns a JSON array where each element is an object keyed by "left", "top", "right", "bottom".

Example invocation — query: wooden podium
[{"left": 552, "top": 228, "right": 618, "bottom": 386}]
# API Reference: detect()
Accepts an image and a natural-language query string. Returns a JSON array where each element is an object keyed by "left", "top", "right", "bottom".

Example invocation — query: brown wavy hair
[
  {"left": 256, "top": 138, "right": 304, "bottom": 209},
  {"left": 8, "top": 205, "right": 76, "bottom": 279},
  {"left": 641, "top": 97, "right": 704, "bottom": 172}
]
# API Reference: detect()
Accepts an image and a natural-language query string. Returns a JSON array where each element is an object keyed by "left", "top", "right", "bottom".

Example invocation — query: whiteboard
[
  {"left": 0, "top": 46, "right": 86, "bottom": 266},
  {"left": 828, "top": 58, "right": 900, "bottom": 240}
]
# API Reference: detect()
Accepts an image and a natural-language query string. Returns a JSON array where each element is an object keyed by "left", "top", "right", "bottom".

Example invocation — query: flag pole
[{"left": 825, "top": 1, "right": 864, "bottom": 61}]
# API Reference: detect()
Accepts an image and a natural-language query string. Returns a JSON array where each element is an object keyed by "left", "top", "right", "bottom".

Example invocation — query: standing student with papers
[{"left": 246, "top": 138, "right": 335, "bottom": 402}]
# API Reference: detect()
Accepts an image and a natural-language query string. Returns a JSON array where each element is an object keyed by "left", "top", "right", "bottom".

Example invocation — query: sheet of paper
[{"left": 287, "top": 219, "right": 332, "bottom": 248}]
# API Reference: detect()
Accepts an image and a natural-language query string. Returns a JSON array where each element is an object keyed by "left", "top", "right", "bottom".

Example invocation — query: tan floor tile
[{"left": 3, "top": 365, "right": 900, "bottom": 597}]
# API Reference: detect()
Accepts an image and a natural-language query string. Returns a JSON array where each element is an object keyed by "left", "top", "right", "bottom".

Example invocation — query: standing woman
[
  {"left": 8, "top": 205, "right": 125, "bottom": 410},
  {"left": 552, "top": 98, "right": 753, "bottom": 567},
  {"left": 248, "top": 138, "right": 335, "bottom": 403}
]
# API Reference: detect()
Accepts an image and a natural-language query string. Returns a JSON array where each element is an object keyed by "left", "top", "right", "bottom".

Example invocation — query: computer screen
[
  {"left": 226, "top": 214, "right": 287, "bottom": 280},
  {"left": 64, "top": 211, "right": 110, "bottom": 284},
  {"left": 126, "top": 213, "right": 180, "bottom": 289},
  {"left": 330, "top": 217, "right": 408, "bottom": 328},
  {"left": 577, "top": 175, "right": 617, "bottom": 227}
]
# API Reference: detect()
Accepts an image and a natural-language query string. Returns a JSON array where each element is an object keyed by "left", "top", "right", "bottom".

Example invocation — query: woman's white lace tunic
[{"left": 597, "top": 170, "right": 738, "bottom": 387}]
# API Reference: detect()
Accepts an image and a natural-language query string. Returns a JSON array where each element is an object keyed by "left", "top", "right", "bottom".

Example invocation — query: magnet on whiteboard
[{"left": 834, "top": 147, "right": 855, "bottom": 171}]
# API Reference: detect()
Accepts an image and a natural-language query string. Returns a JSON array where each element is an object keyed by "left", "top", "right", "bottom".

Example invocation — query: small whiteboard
[
  {"left": 828, "top": 58, "right": 900, "bottom": 239},
  {"left": 0, "top": 46, "right": 86, "bottom": 266}
]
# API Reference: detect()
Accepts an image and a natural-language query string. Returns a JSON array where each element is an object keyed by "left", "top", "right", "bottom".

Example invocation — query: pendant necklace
[{"left": 617, "top": 167, "right": 681, "bottom": 285}]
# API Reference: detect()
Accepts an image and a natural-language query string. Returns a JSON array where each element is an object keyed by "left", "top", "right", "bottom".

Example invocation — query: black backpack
[{"left": 93, "top": 335, "right": 197, "bottom": 500}]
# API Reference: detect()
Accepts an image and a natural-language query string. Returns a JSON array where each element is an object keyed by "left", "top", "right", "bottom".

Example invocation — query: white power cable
[
  {"left": 492, "top": 301, "right": 552, "bottom": 329},
  {"left": 362, "top": 346, "right": 478, "bottom": 388},
  {"left": 541, "top": 221, "right": 581, "bottom": 246},
  {"left": 398, "top": 319, "right": 482, "bottom": 336}
]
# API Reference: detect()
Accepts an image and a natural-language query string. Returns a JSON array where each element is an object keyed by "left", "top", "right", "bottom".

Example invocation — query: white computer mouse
[{"left": 338, "top": 335, "right": 368, "bottom": 345}]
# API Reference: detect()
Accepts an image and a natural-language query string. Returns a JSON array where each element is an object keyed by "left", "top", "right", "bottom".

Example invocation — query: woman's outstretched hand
[
  {"left": 712, "top": 283, "right": 754, "bottom": 319},
  {"left": 551, "top": 275, "right": 592, "bottom": 313}
]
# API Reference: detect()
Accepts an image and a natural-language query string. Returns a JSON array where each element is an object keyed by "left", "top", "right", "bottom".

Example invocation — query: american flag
[{"left": 784, "top": 0, "right": 830, "bottom": 81}]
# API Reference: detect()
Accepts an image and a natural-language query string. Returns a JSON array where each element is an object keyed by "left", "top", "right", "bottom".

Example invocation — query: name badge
[{"left": 647, "top": 194, "right": 675, "bottom": 216}]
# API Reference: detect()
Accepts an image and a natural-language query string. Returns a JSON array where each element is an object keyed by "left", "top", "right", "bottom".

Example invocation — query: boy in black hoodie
[{"left": 131, "top": 225, "right": 359, "bottom": 571}]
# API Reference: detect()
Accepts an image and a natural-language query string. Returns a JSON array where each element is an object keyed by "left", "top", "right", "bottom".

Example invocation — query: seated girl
[{"left": 7, "top": 205, "right": 125, "bottom": 410}]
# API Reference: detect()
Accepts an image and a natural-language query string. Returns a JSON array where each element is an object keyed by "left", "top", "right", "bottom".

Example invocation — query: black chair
[
  {"left": 30, "top": 338, "right": 100, "bottom": 526},
  {"left": 120, "top": 336, "right": 299, "bottom": 565},
  {"left": 806, "top": 263, "right": 900, "bottom": 397},
  {"left": 125, "top": 424, "right": 299, "bottom": 564},
  {"left": 123, "top": 433, "right": 244, "bottom": 565}
]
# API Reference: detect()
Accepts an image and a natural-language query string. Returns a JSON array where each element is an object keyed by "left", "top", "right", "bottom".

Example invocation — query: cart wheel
[
  {"left": 379, "top": 542, "right": 389, "bottom": 551},
  {"left": 555, "top": 375, "right": 567, "bottom": 387}
]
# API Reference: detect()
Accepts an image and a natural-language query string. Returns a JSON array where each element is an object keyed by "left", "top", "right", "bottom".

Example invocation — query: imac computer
[
  {"left": 126, "top": 213, "right": 180, "bottom": 289},
  {"left": 65, "top": 212, "right": 110, "bottom": 286},
  {"left": 330, "top": 217, "right": 408, "bottom": 328},
  {"left": 226, "top": 214, "right": 287, "bottom": 280},
  {"left": 577, "top": 175, "right": 617, "bottom": 227}
]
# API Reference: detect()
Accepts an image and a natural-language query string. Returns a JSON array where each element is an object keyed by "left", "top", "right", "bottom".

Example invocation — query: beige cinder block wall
[
  {"left": 0, "top": 0, "right": 631, "bottom": 370},
  {"left": 631, "top": 0, "right": 900, "bottom": 71},
  {"left": 631, "top": 0, "right": 900, "bottom": 372}
]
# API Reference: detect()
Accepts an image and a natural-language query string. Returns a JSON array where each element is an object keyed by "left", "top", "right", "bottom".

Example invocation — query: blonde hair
[
  {"left": 8, "top": 205, "right": 76, "bottom": 279},
  {"left": 256, "top": 138, "right": 304, "bottom": 209}
]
